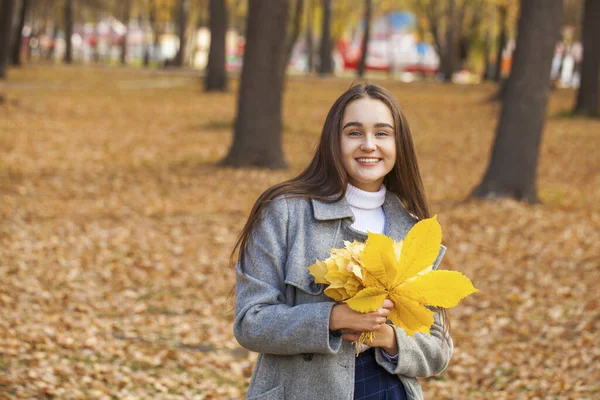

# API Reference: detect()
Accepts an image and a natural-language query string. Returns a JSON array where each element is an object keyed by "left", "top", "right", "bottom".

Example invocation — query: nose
[{"left": 360, "top": 134, "right": 376, "bottom": 151}]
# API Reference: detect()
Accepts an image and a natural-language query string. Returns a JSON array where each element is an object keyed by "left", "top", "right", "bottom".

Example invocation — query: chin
[{"left": 355, "top": 178, "right": 385, "bottom": 187}]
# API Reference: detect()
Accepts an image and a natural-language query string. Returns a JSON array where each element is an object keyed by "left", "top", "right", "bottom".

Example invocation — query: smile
[{"left": 356, "top": 158, "right": 381, "bottom": 164}]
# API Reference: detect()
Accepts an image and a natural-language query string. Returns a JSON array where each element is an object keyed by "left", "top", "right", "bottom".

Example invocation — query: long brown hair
[{"left": 232, "top": 82, "right": 450, "bottom": 336}]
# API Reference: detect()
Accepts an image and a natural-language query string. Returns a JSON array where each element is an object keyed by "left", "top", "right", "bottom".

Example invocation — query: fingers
[
  {"left": 335, "top": 302, "right": 393, "bottom": 333},
  {"left": 366, "top": 319, "right": 386, "bottom": 331},
  {"left": 377, "top": 308, "right": 391, "bottom": 318},
  {"left": 342, "top": 332, "right": 360, "bottom": 342},
  {"left": 382, "top": 299, "right": 394, "bottom": 309}
]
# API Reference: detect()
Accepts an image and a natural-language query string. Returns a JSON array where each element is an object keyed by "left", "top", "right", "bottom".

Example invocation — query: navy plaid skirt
[{"left": 354, "top": 348, "right": 407, "bottom": 400}]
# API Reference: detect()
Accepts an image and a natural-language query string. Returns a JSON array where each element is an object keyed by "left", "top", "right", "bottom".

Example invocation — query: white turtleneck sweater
[{"left": 345, "top": 183, "right": 386, "bottom": 234}]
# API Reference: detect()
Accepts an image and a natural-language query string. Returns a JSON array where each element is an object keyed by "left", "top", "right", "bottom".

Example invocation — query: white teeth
[{"left": 357, "top": 158, "right": 380, "bottom": 163}]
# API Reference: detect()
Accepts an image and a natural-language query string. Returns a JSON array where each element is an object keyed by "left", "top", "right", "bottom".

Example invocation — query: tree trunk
[
  {"left": 357, "top": 0, "right": 371, "bottom": 78},
  {"left": 482, "top": 6, "right": 493, "bottom": 81},
  {"left": 573, "top": 0, "right": 600, "bottom": 117},
  {"left": 63, "top": 0, "right": 73, "bottom": 64},
  {"left": 318, "top": 0, "right": 333, "bottom": 75},
  {"left": 494, "top": 5, "right": 507, "bottom": 82},
  {"left": 0, "top": 0, "right": 16, "bottom": 80},
  {"left": 219, "top": 0, "right": 289, "bottom": 169},
  {"left": 144, "top": 3, "right": 158, "bottom": 67},
  {"left": 441, "top": 0, "right": 456, "bottom": 82},
  {"left": 284, "top": 0, "right": 304, "bottom": 72},
  {"left": 10, "top": 0, "right": 25, "bottom": 66},
  {"left": 305, "top": 0, "right": 314, "bottom": 74},
  {"left": 460, "top": 0, "right": 484, "bottom": 70},
  {"left": 205, "top": 0, "right": 228, "bottom": 91},
  {"left": 143, "top": 9, "right": 151, "bottom": 67},
  {"left": 417, "top": 0, "right": 442, "bottom": 77},
  {"left": 120, "top": 0, "right": 130, "bottom": 65},
  {"left": 174, "top": 0, "right": 187, "bottom": 67},
  {"left": 418, "top": 0, "right": 458, "bottom": 82},
  {"left": 228, "top": 0, "right": 241, "bottom": 32},
  {"left": 471, "top": 0, "right": 562, "bottom": 203}
]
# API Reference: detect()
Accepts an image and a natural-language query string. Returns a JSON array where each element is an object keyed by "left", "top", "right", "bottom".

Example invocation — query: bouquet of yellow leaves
[{"left": 308, "top": 216, "right": 477, "bottom": 351}]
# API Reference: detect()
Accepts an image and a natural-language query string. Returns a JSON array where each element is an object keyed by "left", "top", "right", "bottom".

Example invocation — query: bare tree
[
  {"left": 318, "top": 0, "right": 333, "bottom": 75},
  {"left": 144, "top": 1, "right": 159, "bottom": 67},
  {"left": 415, "top": 0, "right": 476, "bottom": 82},
  {"left": 494, "top": 3, "right": 508, "bottom": 82},
  {"left": 220, "top": 0, "right": 290, "bottom": 169},
  {"left": 205, "top": 0, "right": 228, "bottom": 91},
  {"left": 284, "top": 0, "right": 304, "bottom": 71},
  {"left": 0, "top": 0, "right": 16, "bottom": 81},
  {"left": 10, "top": 0, "right": 26, "bottom": 65},
  {"left": 357, "top": 0, "right": 372, "bottom": 77},
  {"left": 64, "top": 0, "right": 73, "bottom": 64},
  {"left": 471, "top": 0, "right": 562, "bottom": 202},
  {"left": 120, "top": 0, "right": 130, "bottom": 65},
  {"left": 441, "top": 0, "right": 457, "bottom": 80},
  {"left": 305, "top": 0, "right": 315, "bottom": 74},
  {"left": 482, "top": 4, "right": 494, "bottom": 81},
  {"left": 457, "top": 0, "right": 485, "bottom": 70},
  {"left": 174, "top": 0, "right": 188, "bottom": 66},
  {"left": 573, "top": 0, "right": 599, "bottom": 117}
]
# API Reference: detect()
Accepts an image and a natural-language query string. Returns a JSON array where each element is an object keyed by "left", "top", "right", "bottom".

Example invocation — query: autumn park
[{"left": 0, "top": 0, "right": 599, "bottom": 399}]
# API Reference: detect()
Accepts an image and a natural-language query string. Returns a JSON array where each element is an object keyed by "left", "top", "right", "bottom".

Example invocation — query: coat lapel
[
  {"left": 310, "top": 196, "right": 355, "bottom": 222},
  {"left": 310, "top": 191, "right": 417, "bottom": 242},
  {"left": 382, "top": 191, "right": 417, "bottom": 241}
]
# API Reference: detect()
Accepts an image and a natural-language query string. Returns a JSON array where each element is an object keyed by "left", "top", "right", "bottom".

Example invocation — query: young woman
[{"left": 233, "top": 83, "right": 452, "bottom": 400}]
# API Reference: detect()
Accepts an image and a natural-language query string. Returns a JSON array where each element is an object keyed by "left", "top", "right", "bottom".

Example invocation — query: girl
[{"left": 233, "top": 83, "right": 452, "bottom": 400}]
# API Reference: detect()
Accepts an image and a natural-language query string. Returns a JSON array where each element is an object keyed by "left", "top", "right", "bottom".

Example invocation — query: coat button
[
  {"left": 302, "top": 353, "right": 314, "bottom": 362},
  {"left": 309, "top": 282, "right": 321, "bottom": 293}
]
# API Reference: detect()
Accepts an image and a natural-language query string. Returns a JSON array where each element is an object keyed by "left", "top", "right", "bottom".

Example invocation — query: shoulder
[{"left": 258, "top": 195, "right": 313, "bottom": 222}]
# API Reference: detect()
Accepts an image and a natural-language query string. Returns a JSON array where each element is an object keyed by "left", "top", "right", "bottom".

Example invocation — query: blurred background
[
  {"left": 0, "top": 0, "right": 591, "bottom": 84},
  {"left": 0, "top": 0, "right": 599, "bottom": 399}
]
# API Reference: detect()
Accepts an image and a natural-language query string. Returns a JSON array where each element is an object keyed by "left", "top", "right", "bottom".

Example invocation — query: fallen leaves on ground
[{"left": 0, "top": 65, "right": 599, "bottom": 399}]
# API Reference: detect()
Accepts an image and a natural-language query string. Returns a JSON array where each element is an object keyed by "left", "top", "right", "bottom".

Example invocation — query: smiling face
[{"left": 340, "top": 97, "right": 397, "bottom": 192}]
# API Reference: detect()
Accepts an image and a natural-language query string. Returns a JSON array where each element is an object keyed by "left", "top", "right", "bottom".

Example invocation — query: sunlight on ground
[{"left": 0, "top": 65, "right": 599, "bottom": 399}]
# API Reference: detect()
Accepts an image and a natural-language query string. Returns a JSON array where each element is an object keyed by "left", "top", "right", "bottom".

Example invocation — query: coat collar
[
  {"left": 310, "top": 191, "right": 416, "bottom": 241},
  {"left": 310, "top": 195, "right": 355, "bottom": 221}
]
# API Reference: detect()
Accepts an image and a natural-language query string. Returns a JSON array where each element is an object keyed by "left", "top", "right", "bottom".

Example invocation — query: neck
[{"left": 345, "top": 184, "right": 386, "bottom": 210}]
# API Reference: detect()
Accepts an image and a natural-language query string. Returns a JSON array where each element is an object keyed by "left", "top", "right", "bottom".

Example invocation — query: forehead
[{"left": 342, "top": 97, "right": 394, "bottom": 125}]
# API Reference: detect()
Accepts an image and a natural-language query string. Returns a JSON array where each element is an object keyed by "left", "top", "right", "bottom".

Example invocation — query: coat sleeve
[
  {"left": 233, "top": 197, "right": 343, "bottom": 355},
  {"left": 373, "top": 244, "right": 453, "bottom": 377},
  {"left": 373, "top": 311, "right": 453, "bottom": 377}
]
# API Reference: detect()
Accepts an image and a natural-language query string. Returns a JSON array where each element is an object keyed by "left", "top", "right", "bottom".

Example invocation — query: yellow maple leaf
[
  {"left": 389, "top": 292, "right": 435, "bottom": 335},
  {"left": 393, "top": 215, "right": 443, "bottom": 286},
  {"left": 324, "top": 283, "right": 349, "bottom": 302},
  {"left": 345, "top": 240, "right": 366, "bottom": 263},
  {"left": 307, "top": 216, "right": 477, "bottom": 337},
  {"left": 348, "top": 216, "right": 478, "bottom": 336},
  {"left": 345, "top": 287, "right": 388, "bottom": 313},
  {"left": 361, "top": 233, "right": 397, "bottom": 288},
  {"left": 397, "top": 270, "right": 478, "bottom": 308},
  {"left": 347, "top": 261, "right": 363, "bottom": 280},
  {"left": 307, "top": 241, "right": 366, "bottom": 301},
  {"left": 307, "top": 259, "right": 328, "bottom": 285}
]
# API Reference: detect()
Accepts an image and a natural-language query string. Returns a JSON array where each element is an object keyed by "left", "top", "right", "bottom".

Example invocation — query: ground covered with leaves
[{"left": 1, "top": 66, "right": 598, "bottom": 399}]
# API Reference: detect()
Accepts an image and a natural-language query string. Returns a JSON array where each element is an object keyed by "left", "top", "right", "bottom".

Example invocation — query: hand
[
  {"left": 329, "top": 299, "right": 394, "bottom": 333},
  {"left": 341, "top": 323, "right": 398, "bottom": 356}
]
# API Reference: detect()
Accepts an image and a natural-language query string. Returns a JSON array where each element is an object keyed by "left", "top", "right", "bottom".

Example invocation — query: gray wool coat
[{"left": 234, "top": 192, "right": 453, "bottom": 400}]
